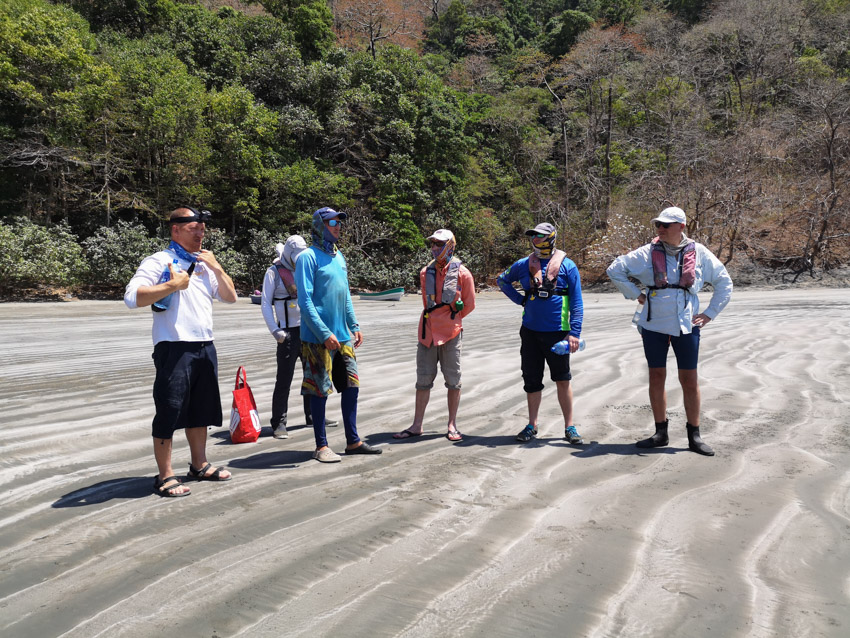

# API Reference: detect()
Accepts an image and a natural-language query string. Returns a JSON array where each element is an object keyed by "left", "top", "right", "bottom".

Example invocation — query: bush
[
  {"left": 83, "top": 221, "right": 162, "bottom": 285},
  {"left": 0, "top": 218, "right": 89, "bottom": 288}
]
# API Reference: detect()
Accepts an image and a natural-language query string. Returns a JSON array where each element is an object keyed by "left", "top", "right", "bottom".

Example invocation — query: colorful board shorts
[{"left": 300, "top": 341, "right": 360, "bottom": 398}]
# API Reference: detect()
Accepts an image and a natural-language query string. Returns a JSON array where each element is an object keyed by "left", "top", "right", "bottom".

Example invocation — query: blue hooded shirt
[{"left": 295, "top": 211, "right": 360, "bottom": 344}]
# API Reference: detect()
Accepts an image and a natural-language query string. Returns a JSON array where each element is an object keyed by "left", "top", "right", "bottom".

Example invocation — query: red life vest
[
  {"left": 528, "top": 249, "right": 566, "bottom": 299},
  {"left": 645, "top": 238, "right": 696, "bottom": 321},
  {"left": 650, "top": 238, "right": 696, "bottom": 289}
]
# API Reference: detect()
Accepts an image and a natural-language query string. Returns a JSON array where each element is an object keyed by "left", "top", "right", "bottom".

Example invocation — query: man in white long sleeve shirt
[
  {"left": 125, "top": 206, "right": 237, "bottom": 496},
  {"left": 607, "top": 206, "right": 733, "bottom": 456}
]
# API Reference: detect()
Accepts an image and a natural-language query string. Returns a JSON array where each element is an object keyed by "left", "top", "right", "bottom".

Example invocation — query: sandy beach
[{"left": 1, "top": 289, "right": 848, "bottom": 637}]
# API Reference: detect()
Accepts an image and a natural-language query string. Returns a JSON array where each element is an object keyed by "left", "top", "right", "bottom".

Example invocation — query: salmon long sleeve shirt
[{"left": 418, "top": 263, "right": 475, "bottom": 347}]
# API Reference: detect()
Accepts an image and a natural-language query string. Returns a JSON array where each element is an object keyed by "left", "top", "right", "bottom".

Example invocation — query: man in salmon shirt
[{"left": 394, "top": 229, "right": 475, "bottom": 442}]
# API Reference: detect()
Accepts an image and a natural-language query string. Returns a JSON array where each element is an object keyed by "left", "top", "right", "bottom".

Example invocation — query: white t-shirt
[{"left": 124, "top": 249, "right": 233, "bottom": 344}]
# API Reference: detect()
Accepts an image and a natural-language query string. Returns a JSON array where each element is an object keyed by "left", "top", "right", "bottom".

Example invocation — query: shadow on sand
[
  {"left": 228, "top": 449, "right": 314, "bottom": 470},
  {"left": 53, "top": 477, "right": 153, "bottom": 508}
]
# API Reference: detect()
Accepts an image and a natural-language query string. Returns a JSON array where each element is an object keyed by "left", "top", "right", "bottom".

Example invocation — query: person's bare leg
[
  {"left": 153, "top": 437, "right": 189, "bottom": 495},
  {"left": 637, "top": 368, "right": 669, "bottom": 448},
  {"left": 557, "top": 379, "right": 583, "bottom": 443},
  {"left": 412, "top": 388, "right": 430, "bottom": 432},
  {"left": 447, "top": 388, "right": 460, "bottom": 434},
  {"left": 394, "top": 389, "right": 430, "bottom": 438},
  {"left": 648, "top": 367, "right": 667, "bottom": 423},
  {"left": 186, "top": 427, "right": 231, "bottom": 479},
  {"left": 526, "top": 390, "right": 542, "bottom": 428},
  {"left": 679, "top": 368, "right": 700, "bottom": 426},
  {"left": 555, "top": 380, "right": 573, "bottom": 427}
]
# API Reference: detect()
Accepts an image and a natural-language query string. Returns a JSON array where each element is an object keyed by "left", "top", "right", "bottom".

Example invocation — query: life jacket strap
[{"left": 421, "top": 302, "right": 457, "bottom": 340}]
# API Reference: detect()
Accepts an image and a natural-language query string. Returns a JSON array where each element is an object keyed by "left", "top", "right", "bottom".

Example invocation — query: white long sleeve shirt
[
  {"left": 124, "top": 249, "right": 233, "bottom": 344},
  {"left": 607, "top": 242, "right": 733, "bottom": 336},
  {"left": 261, "top": 264, "right": 302, "bottom": 334}
]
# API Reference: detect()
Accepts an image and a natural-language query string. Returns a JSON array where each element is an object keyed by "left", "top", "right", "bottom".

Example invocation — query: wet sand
[{"left": 1, "top": 289, "right": 848, "bottom": 637}]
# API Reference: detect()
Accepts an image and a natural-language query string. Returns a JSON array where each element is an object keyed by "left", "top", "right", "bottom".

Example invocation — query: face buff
[
  {"left": 431, "top": 236, "right": 456, "bottom": 266},
  {"left": 531, "top": 229, "right": 556, "bottom": 259}
]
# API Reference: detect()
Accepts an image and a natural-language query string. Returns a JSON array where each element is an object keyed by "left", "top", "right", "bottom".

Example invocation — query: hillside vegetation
[{"left": 1, "top": 0, "right": 848, "bottom": 295}]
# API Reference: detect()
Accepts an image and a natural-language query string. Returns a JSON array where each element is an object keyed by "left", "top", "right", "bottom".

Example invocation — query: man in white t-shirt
[{"left": 125, "top": 206, "right": 238, "bottom": 496}]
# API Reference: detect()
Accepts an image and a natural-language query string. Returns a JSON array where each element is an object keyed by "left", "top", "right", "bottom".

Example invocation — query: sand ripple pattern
[{"left": 0, "top": 290, "right": 848, "bottom": 637}]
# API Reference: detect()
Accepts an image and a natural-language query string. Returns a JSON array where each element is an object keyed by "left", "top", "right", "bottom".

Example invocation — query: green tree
[
  {"left": 248, "top": 0, "right": 334, "bottom": 60},
  {"left": 102, "top": 36, "right": 210, "bottom": 215},
  {"left": 203, "top": 84, "right": 282, "bottom": 234},
  {"left": 61, "top": 0, "right": 180, "bottom": 35},
  {"left": 0, "top": 1, "right": 116, "bottom": 223},
  {"left": 540, "top": 10, "right": 594, "bottom": 57}
]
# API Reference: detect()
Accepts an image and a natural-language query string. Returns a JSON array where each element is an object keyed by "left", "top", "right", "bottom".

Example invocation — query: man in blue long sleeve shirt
[
  {"left": 497, "top": 222, "right": 585, "bottom": 445},
  {"left": 296, "top": 207, "right": 382, "bottom": 463}
]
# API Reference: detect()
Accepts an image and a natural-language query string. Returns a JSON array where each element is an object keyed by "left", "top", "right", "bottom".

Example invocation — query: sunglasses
[
  {"left": 532, "top": 233, "right": 549, "bottom": 239},
  {"left": 430, "top": 240, "right": 447, "bottom": 248},
  {"left": 654, "top": 221, "right": 673, "bottom": 229},
  {"left": 326, "top": 219, "right": 342, "bottom": 227}
]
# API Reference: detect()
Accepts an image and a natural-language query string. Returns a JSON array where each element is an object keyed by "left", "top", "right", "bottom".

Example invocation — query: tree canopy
[{"left": 1, "top": 0, "right": 848, "bottom": 294}]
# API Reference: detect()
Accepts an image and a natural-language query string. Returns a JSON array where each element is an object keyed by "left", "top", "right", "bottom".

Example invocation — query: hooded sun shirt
[{"left": 297, "top": 212, "right": 359, "bottom": 345}]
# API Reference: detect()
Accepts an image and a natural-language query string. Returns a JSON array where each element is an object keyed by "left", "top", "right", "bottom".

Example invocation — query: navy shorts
[
  {"left": 151, "top": 341, "right": 222, "bottom": 439},
  {"left": 520, "top": 326, "right": 571, "bottom": 393},
  {"left": 641, "top": 326, "right": 700, "bottom": 370}
]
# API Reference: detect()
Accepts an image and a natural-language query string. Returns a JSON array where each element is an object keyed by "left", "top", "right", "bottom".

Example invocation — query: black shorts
[
  {"left": 151, "top": 341, "right": 222, "bottom": 439},
  {"left": 520, "top": 326, "right": 571, "bottom": 393},
  {"left": 642, "top": 326, "right": 700, "bottom": 370}
]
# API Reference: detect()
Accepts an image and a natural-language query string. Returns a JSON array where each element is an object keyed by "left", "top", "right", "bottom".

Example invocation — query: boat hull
[{"left": 359, "top": 287, "right": 404, "bottom": 301}]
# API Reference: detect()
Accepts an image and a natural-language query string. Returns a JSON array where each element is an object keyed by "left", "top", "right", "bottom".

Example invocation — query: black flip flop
[{"left": 393, "top": 429, "right": 422, "bottom": 439}]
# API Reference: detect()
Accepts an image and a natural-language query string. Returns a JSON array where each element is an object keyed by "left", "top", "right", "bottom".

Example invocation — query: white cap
[
  {"left": 651, "top": 206, "right": 686, "bottom": 225},
  {"left": 426, "top": 229, "right": 455, "bottom": 243}
]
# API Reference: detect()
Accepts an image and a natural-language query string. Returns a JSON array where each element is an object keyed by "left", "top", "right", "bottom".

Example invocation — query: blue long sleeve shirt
[
  {"left": 497, "top": 255, "right": 584, "bottom": 336},
  {"left": 295, "top": 246, "right": 359, "bottom": 345}
]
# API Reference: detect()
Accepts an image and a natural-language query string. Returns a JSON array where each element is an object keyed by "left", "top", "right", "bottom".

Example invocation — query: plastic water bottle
[
  {"left": 632, "top": 303, "right": 643, "bottom": 328},
  {"left": 551, "top": 338, "right": 585, "bottom": 355},
  {"left": 152, "top": 259, "right": 179, "bottom": 312}
]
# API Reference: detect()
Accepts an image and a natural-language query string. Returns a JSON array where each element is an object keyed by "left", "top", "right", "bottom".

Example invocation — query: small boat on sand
[{"left": 359, "top": 287, "right": 404, "bottom": 302}]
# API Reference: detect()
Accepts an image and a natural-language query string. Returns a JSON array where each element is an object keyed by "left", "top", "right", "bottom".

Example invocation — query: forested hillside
[{"left": 1, "top": 0, "right": 848, "bottom": 295}]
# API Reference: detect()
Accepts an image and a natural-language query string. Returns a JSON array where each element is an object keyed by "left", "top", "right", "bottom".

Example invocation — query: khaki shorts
[{"left": 416, "top": 332, "right": 462, "bottom": 390}]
